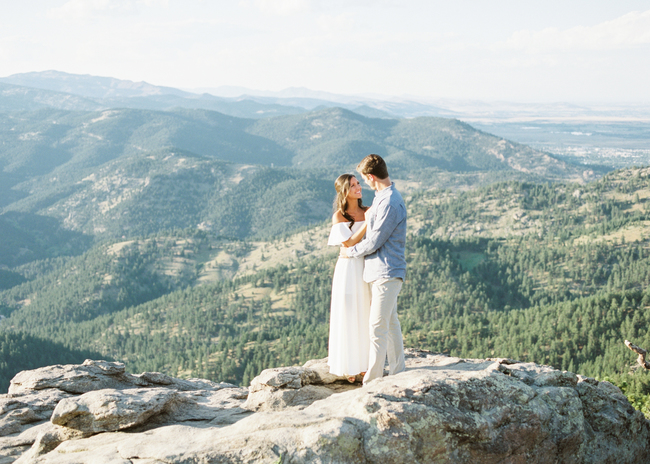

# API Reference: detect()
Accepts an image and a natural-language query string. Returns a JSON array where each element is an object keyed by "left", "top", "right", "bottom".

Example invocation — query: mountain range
[
  {"left": 0, "top": 71, "right": 597, "bottom": 249},
  {"left": 4, "top": 71, "right": 650, "bottom": 122},
  {"left": 4, "top": 70, "right": 650, "bottom": 415}
]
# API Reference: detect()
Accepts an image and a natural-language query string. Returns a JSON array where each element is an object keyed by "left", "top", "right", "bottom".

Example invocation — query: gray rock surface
[
  {"left": 244, "top": 362, "right": 358, "bottom": 411},
  {"left": 8, "top": 360, "right": 221, "bottom": 396},
  {"left": 50, "top": 387, "right": 182, "bottom": 432},
  {"left": 0, "top": 390, "right": 71, "bottom": 437},
  {"left": 1, "top": 359, "right": 248, "bottom": 463},
  {"left": 0, "top": 351, "right": 648, "bottom": 463}
]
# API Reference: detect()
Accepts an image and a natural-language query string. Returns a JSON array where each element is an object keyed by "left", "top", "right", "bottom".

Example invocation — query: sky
[{"left": 1, "top": 0, "right": 650, "bottom": 103}]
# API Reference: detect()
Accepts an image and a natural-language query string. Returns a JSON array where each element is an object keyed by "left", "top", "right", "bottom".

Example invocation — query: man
[{"left": 341, "top": 154, "right": 407, "bottom": 384}]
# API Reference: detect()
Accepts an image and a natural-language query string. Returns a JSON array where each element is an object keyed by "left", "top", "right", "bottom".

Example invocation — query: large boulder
[
  {"left": 50, "top": 387, "right": 182, "bottom": 432},
  {"left": 0, "top": 390, "right": 71, "bottom": 437},
  {"left": 0, "top": 359, "right": 249, "bottom": 463},
  {"left": 244, "top": 361, "right": 359, "bottom": 411},
  {"left": 7, "top": 360, "right": 220, "bottom": 395}
]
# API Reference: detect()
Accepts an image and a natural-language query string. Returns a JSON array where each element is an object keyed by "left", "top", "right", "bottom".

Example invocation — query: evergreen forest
[{"left": 3, "top": 166, "right": 650, "bottom": 417}]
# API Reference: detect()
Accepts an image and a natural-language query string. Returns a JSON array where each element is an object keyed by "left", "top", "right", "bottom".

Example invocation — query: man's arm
[
  {"left": 346, "top": 201, "right": 400, "bottom": 258},
  {"left": 341, "top": 222, "right": 367, "bottom": 247}
]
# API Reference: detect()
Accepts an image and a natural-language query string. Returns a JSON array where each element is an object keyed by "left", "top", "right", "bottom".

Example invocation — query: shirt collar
[{"left": 375, "top": 182, "right": 395, "bottom": 199}]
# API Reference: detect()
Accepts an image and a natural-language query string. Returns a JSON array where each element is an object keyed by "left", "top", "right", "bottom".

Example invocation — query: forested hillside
[
  {"left": 3, "top": 148, "right": 331, "bottom": 242},
  {"left": 247, "top": 108, "right": 590, "bottom": 182},
  {"left": 0, "top": 104, "right": 591, "bottom": 248},
  {"left": 1, "top": 106, "right": 585, "bottom": 187},
  {"left": 2, "top": 167, "right": 650, "bottom": 416}
]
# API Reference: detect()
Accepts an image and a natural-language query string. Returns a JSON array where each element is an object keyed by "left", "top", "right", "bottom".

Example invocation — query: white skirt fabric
[{"left": 327, "top": 221, "right": 371, "bottom": 376}]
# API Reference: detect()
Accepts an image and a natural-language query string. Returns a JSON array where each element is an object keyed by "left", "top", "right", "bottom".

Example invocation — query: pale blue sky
[{"left": 1, "top": 1, "right": 649, "bottom": 102}]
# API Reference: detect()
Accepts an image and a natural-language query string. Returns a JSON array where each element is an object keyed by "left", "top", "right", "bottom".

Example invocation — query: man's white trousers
[{"left": 363, "top": 278, "right": 405, "bottom": 384}]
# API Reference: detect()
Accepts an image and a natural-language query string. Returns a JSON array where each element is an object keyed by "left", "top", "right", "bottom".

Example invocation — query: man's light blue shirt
[{"left": 347, "top": 183, "right": 406, "bottom": 282}]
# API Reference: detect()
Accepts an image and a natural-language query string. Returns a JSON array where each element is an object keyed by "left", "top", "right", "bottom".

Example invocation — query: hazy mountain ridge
[
  {"left": 0, "top": 82, "right": 103, "bottom": 113},
  {"left": 1, "top": 74, "right": 450, "bottom": 119},
  {"left": 3, "top": 71, "right": 645, "bottom": 177},
  {"left": 0, "top": 102, "right": 592, "bottom": 249},
  {"left": 0, "top": 73, "right": 616, "bottom": 187},
  {"left": 0, "top": 72, "right": 308, "bottom": 119},
  {"left": 8, "top": 71, "right": 649, "bottom": 124},
  {"left": 191, "top": 82, "right": 650, "bottom": 122},
  {"left": 0, "top": 70, "right": 192, "bottom": 100},
  {"left": 248, "top": 107, "right": 591, "bottom": 182}
]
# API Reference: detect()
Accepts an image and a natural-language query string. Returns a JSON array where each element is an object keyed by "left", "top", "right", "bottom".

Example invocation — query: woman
[{"left": 327, "top": 174, "right": 371, "bottom": 383}]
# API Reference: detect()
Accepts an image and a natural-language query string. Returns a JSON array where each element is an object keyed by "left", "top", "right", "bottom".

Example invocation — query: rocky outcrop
[
  {"left": 0, "top": 359, "right": 248, "bottom": 464},
  {"left": 0, "top": 351, "right": 648, "bottom": 463}
]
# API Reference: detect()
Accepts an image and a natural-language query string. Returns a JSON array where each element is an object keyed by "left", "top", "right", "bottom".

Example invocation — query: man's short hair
[{"left": 357, "top": 154, "right": 389, "bottom": 179}]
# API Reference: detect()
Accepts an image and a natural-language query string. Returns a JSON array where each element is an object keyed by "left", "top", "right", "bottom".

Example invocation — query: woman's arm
[{"left": 341, "top": 222, "right": 367, "bottom": 247}]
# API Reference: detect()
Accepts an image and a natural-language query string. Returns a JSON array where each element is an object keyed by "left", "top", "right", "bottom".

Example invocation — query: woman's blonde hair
[{"left": 333, "top": 174, "right": 366, "bottom": 228}]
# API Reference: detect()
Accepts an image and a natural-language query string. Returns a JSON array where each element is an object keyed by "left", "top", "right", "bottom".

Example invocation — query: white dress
[{"left": 327, "top": 221, "right": 371, "bottom": 376}]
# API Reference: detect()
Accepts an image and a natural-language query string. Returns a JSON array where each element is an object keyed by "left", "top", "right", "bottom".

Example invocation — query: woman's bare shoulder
[{"left": 332, "top": 211, "right": 348, "bottom": 224}]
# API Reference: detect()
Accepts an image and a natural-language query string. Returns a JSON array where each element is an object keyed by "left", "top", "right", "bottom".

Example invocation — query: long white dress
[{"left": 327, "top": 221, "right": 371, "bottom": 376}]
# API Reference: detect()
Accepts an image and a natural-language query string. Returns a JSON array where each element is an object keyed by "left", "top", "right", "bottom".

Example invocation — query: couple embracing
[{"left": 327, "top": 154, "right": 407, "bottom": 385}]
